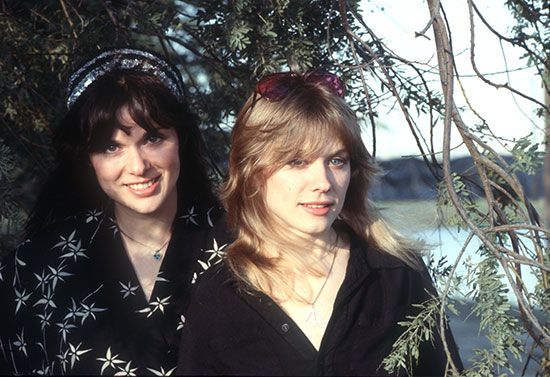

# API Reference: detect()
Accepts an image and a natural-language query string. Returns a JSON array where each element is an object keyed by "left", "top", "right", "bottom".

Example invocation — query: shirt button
[{"left": 281, "top": 323, "right": 290, "bottom": 332}]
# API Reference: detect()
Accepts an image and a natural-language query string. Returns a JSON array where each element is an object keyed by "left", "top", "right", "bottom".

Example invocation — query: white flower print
[
  {"left": 36, "top": 311, "right": 52, "bottom": 331},
  {"left": 155, "top": 271, "right": 169, "bottom": 283},
  {"left": 59, "top": 239, "right": 88, "bottom": 262},
  {"left": 14, "top": 287, "right": 32, "bottom": 314},
  {"left": 115, "top": 361, "right": 138, "bottom": 376},
  {"left": 206, "top": 207, "right": 215, "bottom": 227},
  {"left": 119, "top": 281, "right": 139, "bottom": 299},
  {"left": 68, "top": 342, "right": 92, "bottom": 368},
  {"left": 15, "top": 253, "right": 27, "bottom": 267},
  {"left": 177, "top": 314, "right": 186, "bottom": 330},
  {"left": 97, "top": 347, "right": 126, "bottom": 374},
  {"left": 137, "top": 295, "right": 171, "bottom": 318},
  {"left": 197, "top": 259, "right": 213, "bottom": 273},
  {"left": 146, "top": 366, "right": 177, "bottom": 376},
  {"left": 203, "top": 238, "right": 227, "bottom": 264},
  {"left": 109, "top": 218, "right": 119, "bottom": 237},
  {"left": 33, "top": 269, "right": 51, "bottom": 294},
  {"left": 56, "top": 321, "right": 77, "bottom": 344},
  {"left": 0, "top": 203, "right": 228, "bottom": 374},
  {"left": 13, "top": 329, "right": 27, "bottom": 356},
  {"left": 32, "top": 362, "right": 52, "bottom": 375},
  {"left": 180, "top": 206, "right": 198, "bottom": 226},
  {"left": 52, "top": 230, "right": 79, "bottom": 252},
  {"left": 76, "top": 302, "right": 107, "bottom": 324},
  {"left": 57, "top": 349, "right": 70, "bottom": 373},
  {"left": 85, "top": 209, "right": 102, "bottom": 223},
  {"left": 64, "top": 298, "right": 80, "bottom": 321},
  {"left": 150, "top": 296, "right": 170, "bottom": 315},
  {"left": 48, "top": 261, "right": 73, "bottom": 290},
  {"left": 33, "top": 288, "right": 56, "bottom": 310}
]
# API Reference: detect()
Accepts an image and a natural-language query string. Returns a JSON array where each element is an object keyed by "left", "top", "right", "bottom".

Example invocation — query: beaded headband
[{"left": 66, "top": 48, "right": 185, "bottom": 109}]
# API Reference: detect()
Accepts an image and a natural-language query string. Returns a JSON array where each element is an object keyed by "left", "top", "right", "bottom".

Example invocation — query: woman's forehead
[{"left": 271, "top": 139, "right": 349, "bottom": 164}]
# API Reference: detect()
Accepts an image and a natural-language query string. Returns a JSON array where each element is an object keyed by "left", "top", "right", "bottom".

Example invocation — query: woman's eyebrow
[{"left": 330, "top": 148, "right": 349, "bottom": 155}]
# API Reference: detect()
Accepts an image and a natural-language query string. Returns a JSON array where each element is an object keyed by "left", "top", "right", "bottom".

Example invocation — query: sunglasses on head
[{"left": 255, "top": 70, "right": 345, "bottom": 101}]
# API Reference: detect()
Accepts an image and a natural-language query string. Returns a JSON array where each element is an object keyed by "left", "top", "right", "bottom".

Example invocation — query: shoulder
[
  {"left": 1, "top": 209, "right": 107, "bottom": 270},
  {"left": 350, "top": 233, "right": 434, "bottom": 295},
  {"left": 175, "top": 203, "right": 232, "bottom": 243},
  {"left": 176, "top": 202, "right": 225, "bottom": 231},
  {"left": 192, "top": 262, "right": 236, "bottom": 302},
  {"left": 350, "top": 232, "right": 408, "bottom": 270},
  {"left": 186, "top": 262, "right": 246, "bottom": 320}
]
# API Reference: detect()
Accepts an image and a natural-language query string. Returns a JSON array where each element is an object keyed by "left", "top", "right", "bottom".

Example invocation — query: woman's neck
[
  {"left": 114, "top": 205, "right": 176, "bottom": 244},
  {"left": 266, "top": 228, "right": 340, "bottom": 261}
]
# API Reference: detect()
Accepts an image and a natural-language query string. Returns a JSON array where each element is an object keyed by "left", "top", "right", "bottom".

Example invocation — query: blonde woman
[{"left": 177, "top": 71, "right": 462, "bottom": 375}]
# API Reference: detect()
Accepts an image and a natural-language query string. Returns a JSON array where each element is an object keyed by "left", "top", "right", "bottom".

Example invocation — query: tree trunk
[{"left": 545, "top": 67, "right": 550, "bottom": 227}]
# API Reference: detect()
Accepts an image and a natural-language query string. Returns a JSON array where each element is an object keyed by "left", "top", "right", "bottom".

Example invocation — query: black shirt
[
  {"left": 177, "top": 233, "right": 463, "bottom": 376},
  {"left": 0, "top": 204, "right": 231, "bottom": 375}
]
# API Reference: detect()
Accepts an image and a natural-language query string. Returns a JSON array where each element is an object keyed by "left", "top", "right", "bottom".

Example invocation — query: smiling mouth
[
  {"left": 125, "top": 177, "right": 160, "bottom": 191},
  {"left": 301, "top": 202, "right": 333, "bottom": 209}
]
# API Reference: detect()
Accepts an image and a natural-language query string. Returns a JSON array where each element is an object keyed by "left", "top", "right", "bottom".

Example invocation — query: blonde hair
[{"left": 221, "top": 80, "right": 422, "bottom": 298}]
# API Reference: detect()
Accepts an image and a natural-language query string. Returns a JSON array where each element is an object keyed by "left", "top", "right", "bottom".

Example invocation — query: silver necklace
[
  {"left": 304, "top": 246, "right": 338, "bottom": 326},
  {"left": 117, "top": 225, "right": 171, "bottom": 261},
  {"left": 280, "top": 235, "right": 339, "bottom": 326}
]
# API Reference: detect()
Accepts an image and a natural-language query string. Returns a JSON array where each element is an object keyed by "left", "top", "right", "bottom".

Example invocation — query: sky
[{"left": 358, "top": 0, "right": 545, "bottom": 160}]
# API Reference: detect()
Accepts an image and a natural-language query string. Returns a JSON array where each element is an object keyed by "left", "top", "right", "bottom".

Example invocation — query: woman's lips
[
  {"left": 124, "top": 176, "right": 161, "bottom": 196},
  {"left": 300, "top": 202, "right": 333, "bottom": 216}
]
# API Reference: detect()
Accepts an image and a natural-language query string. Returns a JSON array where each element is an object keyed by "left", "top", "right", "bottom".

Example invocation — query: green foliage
[
  {"left": 509, "top": 134, "right": 545, "bottom": 175},
  {"left": 0, "top": 0, "right": 549, "bottom": 375},
  {"left": 0, "top": 140, "right": 25, "bottom": 257},
  {"left": 504, "top": 0, "right": 549, "bottom": 74},
  {"left": 436, "top": 173, "right": 483, "bottom": 229},
  {"left": 0, "top": 142, "right": 15, "bottom": 182},
  {"left": 466, "top": 254, "right": 524, "bottom": 376},
  {"left": 382, "top": 297, "right": 440, "bottom": 376}
]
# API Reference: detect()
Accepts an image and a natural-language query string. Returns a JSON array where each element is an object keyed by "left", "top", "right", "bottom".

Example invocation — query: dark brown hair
[{"left": 26, "top": 70, "right": 216, "bottom": 236}]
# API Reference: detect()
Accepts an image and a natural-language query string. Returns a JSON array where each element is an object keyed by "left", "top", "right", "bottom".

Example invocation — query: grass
[{"left": 375, "top": 199, "right": 545, "bottom": 234}]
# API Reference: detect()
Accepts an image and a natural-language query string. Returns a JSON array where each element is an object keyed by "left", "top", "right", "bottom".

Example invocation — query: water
[
  {"left": 418, "top": 227, "right": 539, "bottom": 305},
  {"left": 416, "top": 227, "right": 543, "bottom": 375}
]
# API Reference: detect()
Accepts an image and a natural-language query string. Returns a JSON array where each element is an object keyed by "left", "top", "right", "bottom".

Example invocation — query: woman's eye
[
  {"left": 289, "top": 159, "right": 307, "bottom": 167},
  {"left": 104, "top": 143, "right": 119, "bottom": 154},
  {"left": 146, "top": 134, "right": 163, "bottom": 144},
  {"left": 330, "top": 157, "right": 347, "bottom": 167}
]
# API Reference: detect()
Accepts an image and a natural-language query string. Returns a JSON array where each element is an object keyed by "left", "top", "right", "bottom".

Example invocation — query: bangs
[
  {"left": 270, "top": 118, "right": 350, "bottom": 163},
  {"left": 80, "top": 71, "right": 182, "bottom": 153},
  {"left": 251, "top": 91, "right": 359, "bottom": 170}
]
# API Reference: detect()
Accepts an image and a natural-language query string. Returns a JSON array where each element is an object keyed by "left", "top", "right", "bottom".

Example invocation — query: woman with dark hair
[
  {"left": 0, "top": 48, "right": 229, "bottom": 375},
  {"left": 177, "top": 71, "right": 463, "bottom": 375}
]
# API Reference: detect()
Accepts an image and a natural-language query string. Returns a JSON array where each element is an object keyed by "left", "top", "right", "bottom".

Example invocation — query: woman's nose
[
  {"left": 126, "top": 147, "right": 150, "bottom": 175},
  {"left": 309, "top": 161, "right": 332, "bottom": 192}
]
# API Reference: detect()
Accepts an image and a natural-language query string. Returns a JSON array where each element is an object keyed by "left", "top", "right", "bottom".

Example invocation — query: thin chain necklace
[
  {"left": 281, "top": 235, "right": 339, "bottom": 326},
  {"left": 117, "top": 225, "right": 171, "bottom": 261}
]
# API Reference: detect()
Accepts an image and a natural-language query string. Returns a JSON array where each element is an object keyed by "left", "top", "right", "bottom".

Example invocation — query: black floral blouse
[{"left": 0, "top": 204, "right": 230, "bottom": 375}]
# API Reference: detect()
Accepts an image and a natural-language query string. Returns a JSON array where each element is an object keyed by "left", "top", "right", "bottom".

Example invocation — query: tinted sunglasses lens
[
  {"left": 256, "top": 71, "right": 345, "bottom": 101},
  {"left": 256, "top": 73, "right": 294, "bottom": 101},
  {"left": 308, "top": 72, "right": 345, "bottom": 97}
]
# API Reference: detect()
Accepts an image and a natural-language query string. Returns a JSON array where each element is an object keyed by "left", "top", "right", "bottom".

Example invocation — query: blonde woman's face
[{"left": 264, "top": 139, "right": 350, "bottom": 243}]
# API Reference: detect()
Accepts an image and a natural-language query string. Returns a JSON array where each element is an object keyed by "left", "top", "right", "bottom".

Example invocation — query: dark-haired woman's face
[{"left": 89, "top": 108, "right": 180, "bottom": 219}]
